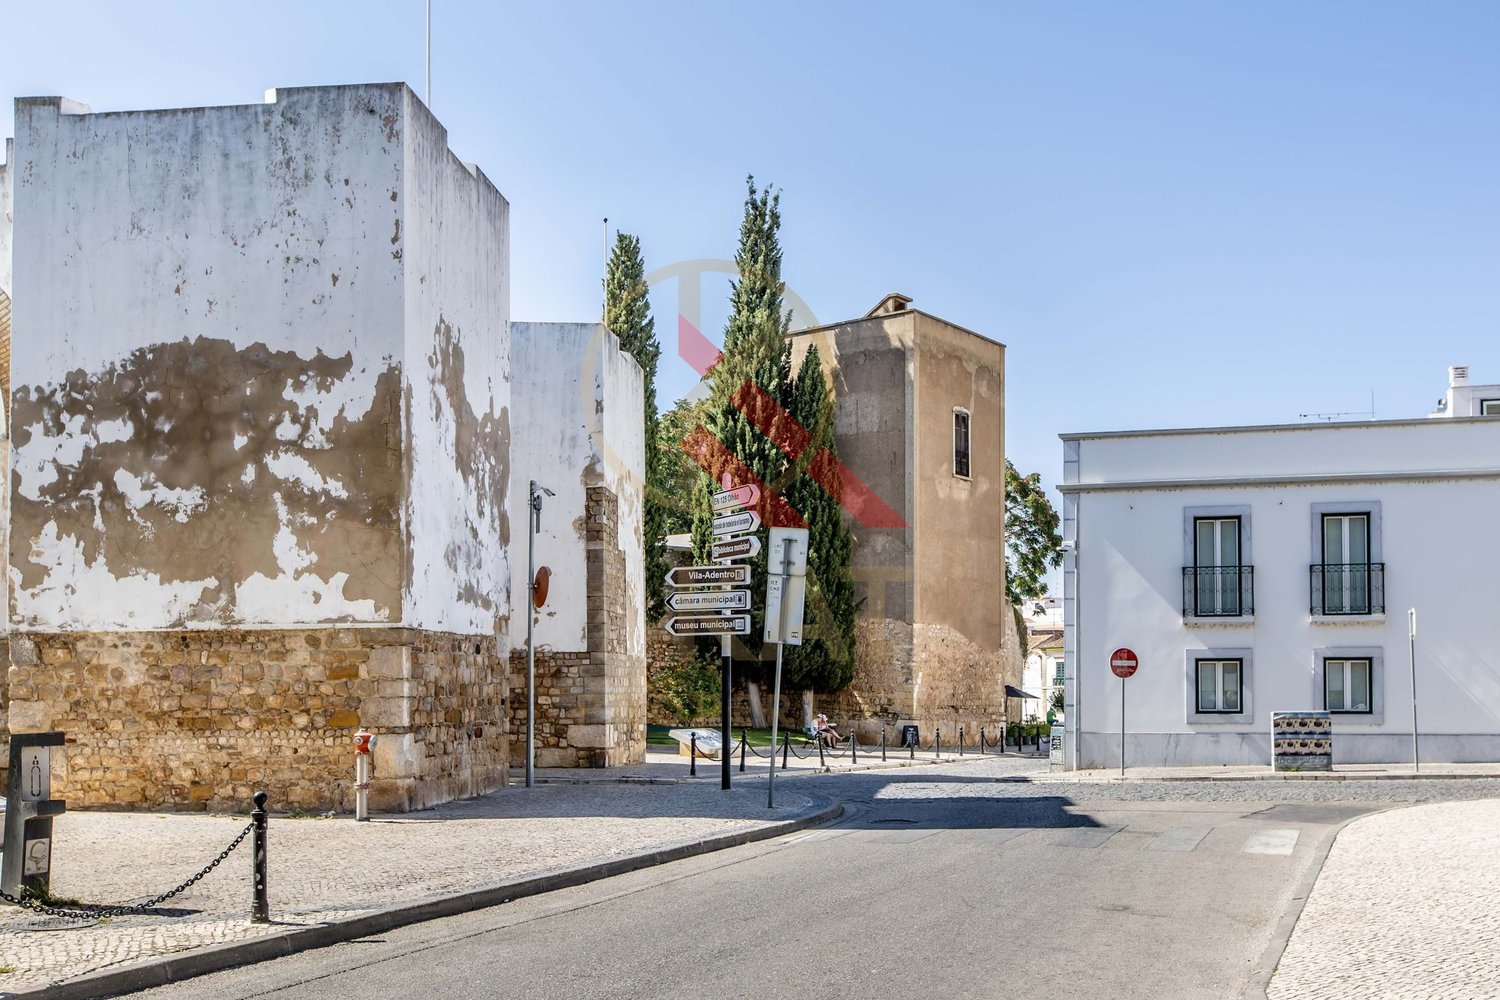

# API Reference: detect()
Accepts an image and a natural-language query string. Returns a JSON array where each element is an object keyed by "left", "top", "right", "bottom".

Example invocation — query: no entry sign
[{"left": 1109, "top": 648, "right": 1139, "bottom": 679}]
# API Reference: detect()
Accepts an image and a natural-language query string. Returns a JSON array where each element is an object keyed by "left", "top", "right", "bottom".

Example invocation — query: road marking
[
  {"left": 1050, "top": 826, "right": 1121, "bottom": 849},
  {"left": 779, "top": 830, "right": 848, "bottom": 846},
  {"left": 1147, "top": 826, "right": 1212, "bottom": 853},
  {"left": 1242, "top": 829, "right": 1300, "bottom": 856}
]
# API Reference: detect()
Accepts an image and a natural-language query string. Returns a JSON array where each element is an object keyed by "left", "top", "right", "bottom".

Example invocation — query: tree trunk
[
  {"left": 744, "top": 679, "right": 768, "bottom": 729},
  {"left": 801, "top": 689, "right": 816, "bottom": 732}
]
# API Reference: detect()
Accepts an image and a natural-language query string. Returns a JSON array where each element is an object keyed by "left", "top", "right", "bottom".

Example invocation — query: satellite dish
[{"left": 533, "top": 566, "right": 551, "bottom": 609}]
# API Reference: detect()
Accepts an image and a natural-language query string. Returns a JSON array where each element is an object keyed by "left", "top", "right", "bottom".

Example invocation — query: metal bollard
[
  {"left": 958, "top": 726, "right": 965, "bottom": 756},
  {"left": 881, "top": 726, "right": 888, "bottom": 762},
  {"left": 740, "top": 728, "right": 748, "bottom": 773},
  {"left": 251, "top": 791, "right": 269, "bottom": 924},
  {"left": 782, "top": 729, "right": 790, "bottom": 770},
  {"left": 979, "top": 726, "right": 986, "bottom": 756},
  {"left": 936, "top": 728, "right": 942, "bottom": 760},
  {"left": 851, "top": 731, "right": 858, "bottom": 764},
  {"left": 909, "top": 731, "right": 915, "bottom": 760},
  {"left": 817, "top": 734, "right": 826, "bottom": 767},
  {"left": 690, "top": 733, "right": 698, "bottom": 777}
]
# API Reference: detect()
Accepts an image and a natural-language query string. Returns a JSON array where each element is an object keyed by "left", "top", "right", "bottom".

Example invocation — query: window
[
  {"left": 1193, "top": 517, "right": 1243, "bottom": 615},
  {"left": 1196, "top": 659, "right": 1242, "bottom": 713},
  {"left": 1320, "top": 513, "right": 1372, "bottom": 614},
  {"left": 1482, "top": 399, "right": 1500, "bottom": 416},
  {"left": 953, "top": 409, "right": 971, "bottom": 478},
  {"left": 1324, "top": 658, "right": 1373, "bottom": 713}
]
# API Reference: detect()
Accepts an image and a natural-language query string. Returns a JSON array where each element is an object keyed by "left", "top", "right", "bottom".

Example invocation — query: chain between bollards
[{"left": 250, "top": 790, "right": 269, "bottom": 925}]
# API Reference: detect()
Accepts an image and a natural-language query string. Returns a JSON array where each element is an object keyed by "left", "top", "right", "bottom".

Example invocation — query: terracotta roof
[{"left": 1027, "top": 627, "right": 1064, "bottom": 650}]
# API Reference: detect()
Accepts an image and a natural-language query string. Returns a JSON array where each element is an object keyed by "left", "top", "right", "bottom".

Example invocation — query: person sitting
[{"left": 813, "top": 713, "right": 841, "bottom": 749}]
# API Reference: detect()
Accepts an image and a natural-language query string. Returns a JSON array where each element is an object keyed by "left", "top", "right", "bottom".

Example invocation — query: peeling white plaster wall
[
  {"left": 8, "top": 84, "right": 510, "bottom": 633},
  {"left": 1, "top": 136, "right": 13, "bottom": 636},
  {"left": 399, "top": 88, "right": 511, "bottom": 639},
  {"left": 506, "top": 322, "right": 644, "bottom": 657}
]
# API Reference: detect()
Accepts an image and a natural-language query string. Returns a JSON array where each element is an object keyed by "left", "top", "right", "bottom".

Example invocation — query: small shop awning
[{"left": 1005, "top": 684, "right": 1040, "bottom": 700}]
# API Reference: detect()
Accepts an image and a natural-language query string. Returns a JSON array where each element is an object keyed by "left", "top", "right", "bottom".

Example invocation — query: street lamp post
[{"left": 526, "top": 480, "right": 554, "bottom": 789}]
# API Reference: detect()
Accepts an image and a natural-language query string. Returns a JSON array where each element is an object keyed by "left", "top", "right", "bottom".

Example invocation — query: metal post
[
  {"left": 817, "top": 733, "right": 825, "bottom": 768},
  {"left": 690, "top": 733, "right": 698, "bottom": 777},
  {"left": 936, "top": 728, "right": 942, "bottom": 761},
  {"left": 720, "top": 635, "right": 732, "bottom": 791},
  {"left": 909, "top": 731, "right": 914, "bottom": 760},
  {"left": 979, "top": 726, "right": 985, "bottom": 755},
  {"left": 767, "top": 535, "right": 793, "bottom": 808},
  {"left": 881, "top": 726, "right": 888, "bottom": 762},
  {"left": 1409, "top": 608, "right": 1419, "bottom": 773},
  {"left": 958, "top": 726, "right": 965, "bottom": 756},
  {"left": 740, "top": 728, "right": 747, "bottom": 772},
  {"left": 1120, "top": 675, "right": 1126, "bottom": 779},
  {"left": 851, "top": 730, "right": 858, "bottom": 764},
  {"left": 781, "top": 729, "right": 789, "bottom": 770},
  {"left": 251, "top": 791, "right": 269, "bottom": 924}
]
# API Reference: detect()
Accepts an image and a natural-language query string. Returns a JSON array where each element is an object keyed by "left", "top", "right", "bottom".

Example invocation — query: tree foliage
[
  {"left": 1004, "top": 459, "right": 1063, "bottom": 654},
  {"left": 781, "top": 346, "right": 857, "bottom": 691},
  {"left": 605, "top": 232, "right": 668, "bottom": 622}
]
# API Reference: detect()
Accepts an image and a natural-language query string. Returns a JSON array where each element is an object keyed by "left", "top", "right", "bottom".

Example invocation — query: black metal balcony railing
[
  {"left": 1182, "top": 566, "right": 1254, "bottom": 617},
  {"left": 1310, "top": 562, "right": 1385, "bottom": 616}
]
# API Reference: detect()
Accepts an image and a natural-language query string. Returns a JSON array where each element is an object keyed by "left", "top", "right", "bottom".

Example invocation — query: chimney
[
  {"left": 864, "top": 293, "right": 913, "bottom": 318},
  {"left": 1450, "top": 365, "right": 1470, "bottom": 387}
]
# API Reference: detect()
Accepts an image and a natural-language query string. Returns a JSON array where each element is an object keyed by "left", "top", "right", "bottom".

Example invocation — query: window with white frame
[
  {"left": 1195, "top": 658, "right": 1242, "bottom": 713},
  {"left": 1482, "top": 399, "right": 1500, "bottom": 416},
  {"left": 953, "top": 409, "right": 971, "bottom": 478},
  {"left": 1324, "top": 657, "right": 1373, "bottom": 713}
]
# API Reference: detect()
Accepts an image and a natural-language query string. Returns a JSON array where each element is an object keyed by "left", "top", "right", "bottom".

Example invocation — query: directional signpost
[
  {"left": 665, "top": 614, "right": 751, "bottom": 637},
  {"left": 667, "top": 590, "right": 750, "bottom": 612},
  {"left": 1110, "top": 647, "right": 1139, "bottom": 778},
  {"left": 710, "top": 535, "right": 761, "bottom": 561},
  {"left": 711, "top": 484, "right": 760, "bottom": 513},
  {"left": 711, "top": 510, "right": 761, "bottom": 537},
  {"left": 665, "top": 565, "right": 750, "bottom": 588}
]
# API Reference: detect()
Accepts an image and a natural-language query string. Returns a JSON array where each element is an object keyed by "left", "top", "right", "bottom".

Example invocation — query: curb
[
  {"left": 5, "top": 797, "right": 844, "bottom": 1000},
  {"left": 1055, "top": 772, "right": 1500, "bottom": 784},
  {"left": 1239, "top": 806, "right": 1391, "bottom": 999}
]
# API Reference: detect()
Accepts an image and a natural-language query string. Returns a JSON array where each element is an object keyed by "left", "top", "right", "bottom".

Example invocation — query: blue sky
[{"left": 4, "top": 1, "right": 1498, "bottom": 500}]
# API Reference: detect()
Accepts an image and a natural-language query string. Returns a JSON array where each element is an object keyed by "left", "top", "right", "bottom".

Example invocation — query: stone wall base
[
  {"left": 4, "top": 627, "right": 508, "bottom": 813},
  {"left": 506, "top": 648, "right": 645, "bottom": 768}
]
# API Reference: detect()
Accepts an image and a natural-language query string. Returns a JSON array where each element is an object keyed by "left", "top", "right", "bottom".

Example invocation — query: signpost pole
[
  {"left": 767, "top": 538, "right": 794, "bottom": 810},
  {"left": 1409, "top": 608, "right": 1419, "bottom": 774},
  {"left": 1120, "top": 675, "right": 1125, "bottom": 779},
  {"left": 721, "top": 633, "right": 732, "bottom": 791}
]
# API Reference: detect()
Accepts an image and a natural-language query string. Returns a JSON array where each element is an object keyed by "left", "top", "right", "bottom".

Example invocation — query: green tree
[
  {"left": 1004, "top": 459, "right": 1063, "bottom": 654},
  {"left": 605, "top": 232, "right": 668, "bottom": 621},
  {"left": 782, "top": 346, "right": 857, "bottom": 693}
]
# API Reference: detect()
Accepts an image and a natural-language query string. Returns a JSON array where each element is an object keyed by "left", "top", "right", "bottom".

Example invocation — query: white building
[
  {"left": 1060, "top": 366, "right": 1500, "bottom": 769},
  {"left": 1022, "top": 598, "right": 1064, "bottom": 723}
]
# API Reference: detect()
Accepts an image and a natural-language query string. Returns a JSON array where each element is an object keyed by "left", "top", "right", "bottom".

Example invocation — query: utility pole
[{"left": 525, "top": 480, "right": 554, "bottom": 788}]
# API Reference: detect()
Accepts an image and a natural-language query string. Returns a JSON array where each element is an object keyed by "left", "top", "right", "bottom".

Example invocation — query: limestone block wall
[
  {"left": 508, "top": 487, "right": 644, "bottom": 767},
  {"left": 6, "top": 628, "right": 506, "bottom": 813}
]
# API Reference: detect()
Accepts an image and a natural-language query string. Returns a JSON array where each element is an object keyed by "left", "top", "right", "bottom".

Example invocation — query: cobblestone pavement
[
  {"left": 0, "top": 781, "right": 821, "bottom": 994},
  {"left": 1268, "top": 799, "right": 1500, "bottom": 999}
]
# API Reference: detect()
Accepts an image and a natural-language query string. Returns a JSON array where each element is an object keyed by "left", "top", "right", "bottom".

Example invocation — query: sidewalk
[
  {"left": 1057, "top": 761, "right": 1500, "bottom": 783},
  {"left": 514, "top": 744, "right": 1047, "bottom": 783},
  {"left": 0, "top": 779, "right": 832, "bottom": 997},
  {"left": 1266, "top": 798, "right": 1500, "bottom": 998}
]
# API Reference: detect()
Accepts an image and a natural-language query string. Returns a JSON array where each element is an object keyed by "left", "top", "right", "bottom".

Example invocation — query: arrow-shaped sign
[
  {"left": 667, "top": 590, "right": 750, "bottom": 612},
  {"left": 711, "top": 510, "right": 761, "bottom": 537},
  {"left": 711, "top": 484, "right": 761, "bottom": 513},
  {"left": 710, "top": 535, "right": 761, "bottom": 561},
  {"left": 665, "top": 614, "right": 751, "bottom": 637},
  {"left": 666, "top": 565, "right": 751, "bottom": 588}
]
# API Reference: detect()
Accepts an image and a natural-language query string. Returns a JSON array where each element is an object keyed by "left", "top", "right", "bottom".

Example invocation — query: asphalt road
[{"left": 132, "top": 762, "right": 1403, "bottom": 1000}]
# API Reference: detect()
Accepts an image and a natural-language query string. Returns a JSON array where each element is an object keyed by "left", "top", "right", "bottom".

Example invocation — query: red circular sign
[{"left": 1109, "top": 648, "right": 1139, "bottom": 679}]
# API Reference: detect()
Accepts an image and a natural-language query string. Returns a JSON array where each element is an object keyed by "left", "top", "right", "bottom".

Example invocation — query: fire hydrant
[{"left": 353, "top": 729, "right": 374, "bottom": 822}]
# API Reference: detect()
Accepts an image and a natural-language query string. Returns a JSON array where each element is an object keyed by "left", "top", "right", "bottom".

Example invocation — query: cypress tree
[
  {"left": 782, "top": 346, "right": 857, "bottom": 692},
  {"left": 604, "top": 232, "right": 668, "bottom": 622}
]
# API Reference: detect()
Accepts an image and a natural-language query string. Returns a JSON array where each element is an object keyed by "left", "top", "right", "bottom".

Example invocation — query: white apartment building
[{"left": 1060, "top": 366, "right": 1500, "bottom": 769}]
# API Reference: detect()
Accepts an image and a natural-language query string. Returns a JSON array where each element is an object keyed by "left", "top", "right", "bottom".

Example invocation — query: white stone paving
[{"left": 1269, "top": 799, "right": 1500, "bottom": 999}]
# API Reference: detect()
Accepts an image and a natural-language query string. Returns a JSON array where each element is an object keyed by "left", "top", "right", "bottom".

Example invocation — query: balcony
[
  {"left": 1309, "top": 563, "right": 1385, "bottom": 616},
  {"left": 1182, "top": 566, "right": 1254, "bottom": 618}
]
